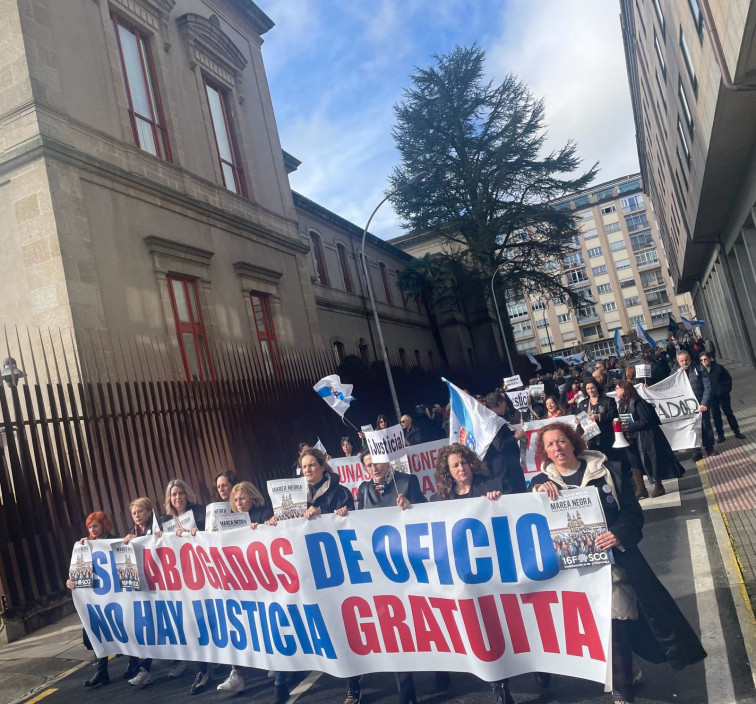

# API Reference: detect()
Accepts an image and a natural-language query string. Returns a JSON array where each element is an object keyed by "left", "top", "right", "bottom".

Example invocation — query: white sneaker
[
  {"left": 129, "top": 668, "right": 153, "bottom": 687},
  {"left": 217, "top": 670, "right": 244, "bottom": 692},
  {"left": 169, "top": 661, "right": 187, "bottom": 678}
]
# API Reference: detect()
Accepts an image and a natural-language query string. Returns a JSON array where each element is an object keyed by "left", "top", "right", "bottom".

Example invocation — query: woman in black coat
[
  {"left": 616, "top": 380, "right": 684, "bottom": 498},
  {"left": 574, "top": 379, "right": 619, "bottom": 459},
  {"left": 531, "top": 421, "right": 706, "bottom": 704}
]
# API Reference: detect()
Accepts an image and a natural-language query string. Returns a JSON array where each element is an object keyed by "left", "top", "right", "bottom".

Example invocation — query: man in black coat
[
  {"left": 677, "top": 351, "right": 716, "bottom": 459},
  {"left": 642, "top": 354, "right": 667, "bottom": 386},
  {"left": 699, "top": 353, "right": 745, "bottom": 442},
  {"left": 483, "top": 392, "right": 527, "bottom": 494},
  {"left": 400, "top": 413, "right": 425, "bottom": 446}
]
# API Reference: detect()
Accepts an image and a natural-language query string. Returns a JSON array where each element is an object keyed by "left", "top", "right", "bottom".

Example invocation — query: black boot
[
  {"left": 84, "top": 659, "right": 109, "bottom": 688},
  {"left": 489, "top": 680, "right": 514, "bottom": 704},
  {"left": 270, "top": 683, "right": 290, "bottom": 704}
]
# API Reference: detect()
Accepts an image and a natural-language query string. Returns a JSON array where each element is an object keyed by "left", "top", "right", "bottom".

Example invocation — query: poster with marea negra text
[
  {"left": 69, "top": 542, "right": 94, "bottom": 588},
  {"left": 205, "top": 502, "right": 232, "bottom": 532},
  {"left": 267, "top": 478, "right": 307, "bottom": 521},
  {"left": 113, "top": 542, "right": 140, "bottom": 590}
]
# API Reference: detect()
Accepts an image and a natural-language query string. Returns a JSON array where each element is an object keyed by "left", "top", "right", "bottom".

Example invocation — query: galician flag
[
  {"left": 443, "top": 377, "right": 505, "bottom": 458},
  {"left": 635, "top": 321, "right": 657, "bottom": 349},
  {"left": 526, "top": 351, "right": 542, "bottom": 371},
  {"left": 313, "top": 375, "right": 355, "bottom": 417},
  {"left": 614, "top": 328, "right": 626, "bottom": 357}
]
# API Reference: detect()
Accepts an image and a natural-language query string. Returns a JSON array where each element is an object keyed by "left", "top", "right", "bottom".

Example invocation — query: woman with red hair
[{"left": 66, "top": 511, "right": 117, "bottom": 688}]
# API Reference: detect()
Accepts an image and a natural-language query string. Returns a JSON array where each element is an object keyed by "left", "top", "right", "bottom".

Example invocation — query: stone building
[
  {"left": 0, "top": 0, "right": 442, "bottom": 380},
  {"left": 620, "top": 0, "right": 756, "bottom": 365}
]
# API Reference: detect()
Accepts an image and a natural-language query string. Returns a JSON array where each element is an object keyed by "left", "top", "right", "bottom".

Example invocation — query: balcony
[
  {"left": 577, "top": 313, "right": 599, "bottom": 323},
  {"left": 513, "top": 330, "right": 534, "bottom": 341},
  {"left": 636, "top": 257, "right": 660, "bottom": 270},
  {"left": 622, "top": 202, "right": 645, "bottom": 214}
]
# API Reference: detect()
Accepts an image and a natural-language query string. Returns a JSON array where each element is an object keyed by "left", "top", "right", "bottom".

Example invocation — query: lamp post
[
  {"left": 1, "top": 358, "right": 25, "bottom": 388},
  {"left": 491, "top": 267, "right": 515, "bottom": 375},
  {"left": 360, "top": 173, "right": 425, "bottom": 424}
]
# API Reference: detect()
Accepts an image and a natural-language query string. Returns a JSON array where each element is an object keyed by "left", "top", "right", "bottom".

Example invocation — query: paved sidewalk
[
  {"left": 0, "top": 611, "right": 90, "bottom": 704},
  {"left": 698, "top": 358, "right": 756, "bottom": 677}
]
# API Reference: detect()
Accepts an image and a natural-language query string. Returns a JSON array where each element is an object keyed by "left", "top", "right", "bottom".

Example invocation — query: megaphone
[{"left": 612, "top": 417, "right": 630, "bottom": 448}]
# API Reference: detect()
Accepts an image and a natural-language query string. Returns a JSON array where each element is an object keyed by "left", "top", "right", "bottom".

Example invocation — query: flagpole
[{"left": 491, "top": 267, "right": 515, "bottom": 375}]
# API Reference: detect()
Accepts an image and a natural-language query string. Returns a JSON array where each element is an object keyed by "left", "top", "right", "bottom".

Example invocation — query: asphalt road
[{"left": 15, "top": 461, "right": 756, "bottom": 704}]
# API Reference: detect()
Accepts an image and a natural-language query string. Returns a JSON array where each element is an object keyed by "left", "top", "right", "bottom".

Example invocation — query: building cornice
[{"left": 233, "top": 261, "right": 283, "bottom": 283}]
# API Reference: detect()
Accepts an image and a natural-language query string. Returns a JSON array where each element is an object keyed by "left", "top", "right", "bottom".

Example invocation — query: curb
[
  {"left": 8, "top": 658, "right": 90, "bottom": 704},
  {"left": 698, "top": 458, "right": 756, "bottom": 688}
]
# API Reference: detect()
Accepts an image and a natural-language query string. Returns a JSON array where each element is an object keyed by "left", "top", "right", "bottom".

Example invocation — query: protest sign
[
  {"left": 360, "top": 425, "right": 374, "bottom": 433},
  {"left": 529, "top": 384, "right": 544, "bottom": 396},
  {"left": 330, "top": 439, "right": 449, "bottom": 501},
  {"left": 634, "top": 364, "right": 651, "bottom": 380},
  {"left": 69, "top": 543, "right": 94, "bottom": 588},
  {"left": 504, "top": 375, "right": 523, "bottom": 390},
  {"left": 205, "top": 502, "right": 232, "bottom": 532},
  {"left": 637, "top": 370, "right": 700, "bottom": 450},
  {"left": 364, "top": 423, "right": 406, "bottom": 462},
  {"left": 73, "top": 496, "right": 612, "bottom": 684},
  {"left": 178, "top": 510, "right": 197, "bottom": 531},
  {"left": 267, "top": 478, "right": 307, "bottom": 521},
  {"left": 522, "top": 416, "right": 581, "bottom": 483},
  {"left": 217, "top": 513, "right": 252, "bottom": 531},
  {"left": 507, "top": 390, "right": 530, "bottom": 412},
  {"left": 541, "top": 487, "right": 611, "bottom": 570},
  {"left": 576, "top": 412, "right": 601, "bottom": 442},
  {"left": 113, "top": 542, "right": 140, "bottom": 590}
]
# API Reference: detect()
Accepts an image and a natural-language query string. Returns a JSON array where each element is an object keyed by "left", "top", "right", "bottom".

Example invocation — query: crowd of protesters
[{"left": 67, "top": 334, "right": 736, "bottom": 704}]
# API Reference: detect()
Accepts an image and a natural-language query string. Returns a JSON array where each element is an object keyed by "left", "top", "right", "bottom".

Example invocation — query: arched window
[
  {"left": 379, "top": 262, "right": 393, "bottom": 304},
  {"left": 336, "top": 243, "right": 353, "bottom": 293},
  {"left": 333, "top": 341, "right": 345, "bottom": 363},
  {"left": 398, "top": 348, "right": 407, "bottom": 369},
  {"left": 310, "top": 231, "right": 329, "bottom": 286}
]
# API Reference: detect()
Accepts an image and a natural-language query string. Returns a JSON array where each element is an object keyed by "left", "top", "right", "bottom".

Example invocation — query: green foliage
[{"left": 389, "top": 45, "right": 597, "bottom": 306}]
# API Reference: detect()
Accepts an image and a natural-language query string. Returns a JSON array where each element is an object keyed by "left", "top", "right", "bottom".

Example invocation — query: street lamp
[
  {"left": 1, "top": 358, "right": 25, "bottom": 388},
  {"left": 360, "top": 173, "right": 425, "bottom": 424},
  {"left": 491, "top": 267, "right": 515, "bottom": 375}
]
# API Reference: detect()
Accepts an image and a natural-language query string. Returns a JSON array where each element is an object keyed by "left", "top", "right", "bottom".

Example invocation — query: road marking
[
  {"left": 20, "top": 690, "right": 57, "bottom": 704},
  {"left": 687, "top": 518, "right": 737, "bottom": 703},
  {"left": 288, "top": 670, "right": 323, "bottom": 704}
]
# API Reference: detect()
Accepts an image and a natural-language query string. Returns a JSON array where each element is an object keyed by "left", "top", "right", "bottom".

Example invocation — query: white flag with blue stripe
[
  {"left": 443, "top": 377, "right": 505, "bottom": 458},
  {"left": 313, "top": 375, "right": 355, "bottom": 417},
  {"left": 614, "top": 328, "right": 626, "bottom": 357},
  {"left": 635, "top": 321, "right": 657, "bottom": 349}
]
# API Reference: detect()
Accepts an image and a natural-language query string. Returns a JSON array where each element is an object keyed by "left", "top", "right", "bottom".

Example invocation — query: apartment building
[
  {"left": 620, "top": 0, "right": 756, "bottom": 365},
  {"left": 508, "top": 174, "right": 694, "bottom": 358}
]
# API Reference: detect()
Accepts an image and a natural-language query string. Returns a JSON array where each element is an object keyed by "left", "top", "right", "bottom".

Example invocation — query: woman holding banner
[
  {"left": 531, "top": 422, "right": 705, "bottom": 704},
  {"left": 216, "top": 482, "right": 274, "bottom": 693},
  {"left": 431, "top": 443, "right": 518, "bottom": 704},
  {"left": 615, "top": 380, "right": 684, "bottom": 499},
  {"left": 66, "top": 511, "right": 118, "bottom": 688},
  {"left": 267, "top": 448, "right": 354, "bottom": 704}
]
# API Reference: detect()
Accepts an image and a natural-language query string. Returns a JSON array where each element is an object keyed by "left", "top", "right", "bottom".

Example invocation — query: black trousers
[
  {"left": 710, "top": 393, "right": 740, "bottom": 437},
  {"left": 701, "top": 409, "right": 714, "bottom": 452}
]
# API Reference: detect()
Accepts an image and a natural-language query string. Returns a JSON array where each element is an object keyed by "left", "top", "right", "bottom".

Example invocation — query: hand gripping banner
[{"left": 72, "top": 495, "right": 612, "bottom": 684}]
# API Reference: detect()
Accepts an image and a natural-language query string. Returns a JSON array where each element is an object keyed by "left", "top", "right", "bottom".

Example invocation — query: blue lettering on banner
[
  {"left": 372, "top": 526, "right": 410, "bottom": 583},
  {"left": 516, "top": 513, "right": 559, "bottom": 580},
  {"left": 87, "top": 603, "right": 127, "bottom": 643},
  {"left": 227, "top": 600, "right": 247, "bottom": 650},
  {"left": 270, "top": 603, "right": 297, "bottom": 656},
  {"left": 430, "top": 522, "right": 454, "bottom": 585},
  {"left": 337, "top": 530, "right": 372, "bottom": 584},
  {"left": 406, "top": 523, "right": 431, "bottom": 583},
  {"left": 451, "top": 518, "right": 493, "bottom": 584},
  {"left": 490, "top": 516, "right": 518, "bottom": 583},
  {"left": 305, "top": 533, "right": 344, "bottom": 589}
]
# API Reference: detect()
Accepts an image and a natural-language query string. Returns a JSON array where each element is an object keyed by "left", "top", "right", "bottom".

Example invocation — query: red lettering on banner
[
  {"left": 499, "top": 593, "right": 531, "bottom": 653},
  {"left": 246, "top": 542, "right": 277, "bottom": 592},
  {"left": 195, "top": 546, "right": 221, "bottom": 588},
  {"left": 562, "top": 591, "right": 605, "bottom": 661},
  {"left": 271, "top": 538, "right": 300, "bottom": 593},
  {"left": 374, "top": 595, "right": 416, "bottom": 653},
  {"left": 221, "top": 546, "right": 257, "bottom": 590},
  {"left": 459, "top": 595, "right": 505, "bottom": 661},
  {"left": 180, "top": 544, "right": 205, "bottom": 590},
  {"left": 142, "top": 549, "right": 164, "bottom": 590},
  {"left": 428, "top": 597, "right": 465, "bottom": 653},
  {"left": 520, "top": 591, "right": 560, "bottom": 653},
  {"left": 342, "top": 596, "right": 381, "bottom": 655},
  {"left": 408, "top": 595, "right": 450, "bottom": 652},
  {"left": 207, "top": 547, "right": 241, "bottom": 591},
  {"left": 155, "top": 547, "right": 181, "bottom": 589},
  {"left": 421, "top": 476, "right": 435, "bottom": 495}
]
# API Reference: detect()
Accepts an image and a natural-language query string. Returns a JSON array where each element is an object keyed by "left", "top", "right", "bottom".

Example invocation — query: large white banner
[
  {"left": 637, "top": 370, "right": 701, "bottom": 450},
  {"left": 330, "top": 439, "right": 449, "bottom": 502},
  {"left": 72, "top": 497, "right": 612, "bottom": 684}
]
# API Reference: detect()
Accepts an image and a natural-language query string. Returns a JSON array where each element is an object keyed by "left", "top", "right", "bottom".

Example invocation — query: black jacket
[
  {"left": 357, "top": 472, "right": 427, "bottom": 510},
  {"left": 308, "top": 472, "right": 355, "bottom": 514},
  {"left": 575, "top": 394, "right": 619, "bottom": 458},
  {"left": 158, "top": 503, "right": 205, "bottom": 531},
  {"left": 404, "top": 423, "right": 425, "bottom": 446},
  {"left": 484, "top": 425, "right": 526, "bottom": 494},
  {"left": 621, "top": 397, "right": 684, "bottom": 481},
  {"left": 247, "top": 504, "right": 274, "bottom": 524},
  {"left": 702, "top": 362, "right": 732, "bottom": 397},
  {"left": 530, "top": 454, "right": 706, "bottom": 670},
  {"left": 683, "top": 364, "right": 711, "bottom": 406},
  {"left": 430, "top": 475, "right": 503, "bottom": 501}
]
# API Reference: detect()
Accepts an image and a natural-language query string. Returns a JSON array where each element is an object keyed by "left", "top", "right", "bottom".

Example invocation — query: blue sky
[{"left": 259, "top": 0, "right": 638, "bottom": 239}]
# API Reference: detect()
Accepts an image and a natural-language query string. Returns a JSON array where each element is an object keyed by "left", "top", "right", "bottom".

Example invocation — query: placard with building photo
[
  {"left": 205, "top": 502, "right": 232, "bottom": 532},
  {"left": 113, "top": 542, "right": 140, "bottom": 590},
  {"left": 267, "top": 478, "right": 308, "bottom": 521},
  {"left": 541, "top": 487, "right": 611, "bottom": 569},
  {"left": 68, "top": 542, "right": 94, "bottom": 588}
]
